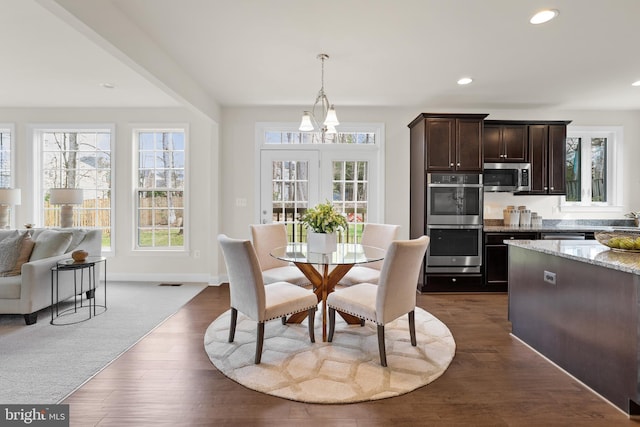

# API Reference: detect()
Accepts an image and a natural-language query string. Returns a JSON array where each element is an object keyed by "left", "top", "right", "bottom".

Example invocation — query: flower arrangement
[{"left": 299, "top": 201, "right": 348, "bottom": 233}]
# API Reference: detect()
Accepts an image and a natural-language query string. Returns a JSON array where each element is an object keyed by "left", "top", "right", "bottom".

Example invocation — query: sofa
[{"left": 0, "top": 228, "right": 103, "bottom": 325}]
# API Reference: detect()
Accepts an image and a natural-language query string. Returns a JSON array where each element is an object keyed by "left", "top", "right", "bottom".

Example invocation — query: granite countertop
[
  {"left": 484, "top": 219, "right": 638, "bottom": 233},
  {"left": 483, "top": 225, "right": 619, "bottom": 232},
  {"left": 505, "top": 239, "right": 640, "bottom": 275}
]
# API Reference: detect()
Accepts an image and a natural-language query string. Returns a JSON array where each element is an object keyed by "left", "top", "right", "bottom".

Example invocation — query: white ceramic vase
[{"left": 307, "top": 231, "right": 337, "bottom": 253}]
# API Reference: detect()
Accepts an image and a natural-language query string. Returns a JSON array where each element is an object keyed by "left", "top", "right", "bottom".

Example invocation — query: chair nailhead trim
[{"left": 263, "top": 304, "right": 317, "bottom": 322}]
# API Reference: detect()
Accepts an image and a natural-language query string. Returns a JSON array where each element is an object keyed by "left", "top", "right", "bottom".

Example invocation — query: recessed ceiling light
[
  {"left": 530, "top": 9, "right": 559, "bottom": 25},
  {"left": 100, "top": 83, "right": 115, "bottom": 89},
  {"left": 457, "top": 77, "right": 473, "bottom": 85},
  {"left": 632, "top": 80, "right": 640, "bottom": 87}
]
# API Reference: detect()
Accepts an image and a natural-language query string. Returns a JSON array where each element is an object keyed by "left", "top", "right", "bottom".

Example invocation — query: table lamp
[
  {"left": 49, "top": 188, "right": 83, "bottom": 228},
  {"left": 0, "top": 188, "right": 21, "bottom": 229}
]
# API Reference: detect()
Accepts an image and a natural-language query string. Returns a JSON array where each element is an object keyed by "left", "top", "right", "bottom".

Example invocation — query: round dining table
[{"left": 271, "top": 242, "right": 386, "bottom": 342}]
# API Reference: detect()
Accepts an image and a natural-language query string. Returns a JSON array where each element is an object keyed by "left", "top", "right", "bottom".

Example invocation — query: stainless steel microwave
[{"left": 483, "top": 163, "right": 531, "bottom": 192}]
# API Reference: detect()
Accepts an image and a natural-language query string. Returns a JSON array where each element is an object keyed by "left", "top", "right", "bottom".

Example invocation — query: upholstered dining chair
[
  {"left": 327, "top": 235, "right": 430, "bottom": 367},
  {"left": 250, "top": 223, "right": 310, "bottom": 286},
  {"left": 217, "top": 234, "right": 318, "bottom": 364},
  {"left": 339, "top": 223, "right": 400, "bottom": 286}
]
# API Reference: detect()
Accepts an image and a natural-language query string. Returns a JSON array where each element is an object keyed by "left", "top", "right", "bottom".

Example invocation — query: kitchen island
[{"left": 507, "top": 239, "right": 640, "bottom": 416}]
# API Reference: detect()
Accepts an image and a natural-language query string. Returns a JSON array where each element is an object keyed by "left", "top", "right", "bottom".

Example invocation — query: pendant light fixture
[{"left": 299, "top": 53, "right": 339, "bottom": 140}]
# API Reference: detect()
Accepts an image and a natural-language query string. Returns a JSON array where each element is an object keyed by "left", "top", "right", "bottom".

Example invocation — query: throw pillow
[
  {"left": 0, "top": 231, "right": 25, "bottom": 273},
  {"left": 1, "top": 234, "right": 36, "bottom": 277},
  {"left": 29, "top": 230, "right": 73, "bottom": 261}
]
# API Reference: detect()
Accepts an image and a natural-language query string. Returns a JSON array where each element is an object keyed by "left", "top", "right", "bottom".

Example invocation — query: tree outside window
[
  {"left": 0, "top": 129, "right": 11, "bottom": 188},
  {"left": 40, "top": 129, "right": 112, "bottom": 248},
  {"left": 135, "top": 130, "right": 185, "bottom": 249},
  {"left": 563, "top": 126, "right": 621, "bottom": 213}
]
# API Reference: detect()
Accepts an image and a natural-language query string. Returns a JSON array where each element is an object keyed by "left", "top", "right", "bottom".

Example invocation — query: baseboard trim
[{"left": 107, "top": 272, "right": 223, "bottom": 285}]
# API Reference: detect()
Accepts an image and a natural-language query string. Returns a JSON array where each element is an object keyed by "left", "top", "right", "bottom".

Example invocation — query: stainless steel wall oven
[
  {"left": 426, "top": 173, "right": 483, "bottom": 224},
  {"left": 426, "top": 173, "right": 483, "bottom": 273}
]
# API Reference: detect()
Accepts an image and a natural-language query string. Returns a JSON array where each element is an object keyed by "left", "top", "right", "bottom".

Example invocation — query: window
[
  {"left": 135, "top": 128, "right": 186, "bottom": 249},
  {"left": 0, "top": 127, "right": 12, "bottom": 187},
  {"left": 264, "top": 129, "right": 376, "bottom": 145},
  {"left": 36, "top": 127, "right": 113, "bottom": 248},
  {"left": 562, "top": 126, "right": 623, "bottom": 212},
  {"left": 332, "top": 160, "right": 368, "bottom": 242}
]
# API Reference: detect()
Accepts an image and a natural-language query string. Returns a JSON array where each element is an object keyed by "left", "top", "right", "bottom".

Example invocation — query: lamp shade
[
  {"left": 0, "top": 188, "right": 21, "bottom": 206},
  {"left": 299, "top": 111, "right": 314, "bottom": 131},
  {"left": 49, "top": 188, "right": 83, "bottom": 205},
  {"left": 323, "top": 105, "right": 339, "bottom": 126}
]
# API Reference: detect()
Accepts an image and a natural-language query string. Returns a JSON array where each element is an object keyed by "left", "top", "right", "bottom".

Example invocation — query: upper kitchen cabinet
[
  {"left": 409, "top": 113, "right": 489, "bottom": 173},
  {"left": 524, "top": 121, "right": 572, "bottom": 195},
  {"left": 483, "top": 121, "right": 528, "bottom": 163}
]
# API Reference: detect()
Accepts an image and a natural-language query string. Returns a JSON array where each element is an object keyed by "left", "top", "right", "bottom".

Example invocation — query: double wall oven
[{"left": 426, "top": 173, "right": 483, "bottom": 274}]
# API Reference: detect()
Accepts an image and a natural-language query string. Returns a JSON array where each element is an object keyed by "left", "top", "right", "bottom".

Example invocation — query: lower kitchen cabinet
[
  {"left": 484, "top": 232, "right": 537, "bottom": 289},
  {"left": 424, "top": 273, "right": 484, "bottom": 292}
]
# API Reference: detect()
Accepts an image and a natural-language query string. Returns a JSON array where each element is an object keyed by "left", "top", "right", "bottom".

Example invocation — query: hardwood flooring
[{"left": 64, "top": 285, "right": 639, "bottom": 426}]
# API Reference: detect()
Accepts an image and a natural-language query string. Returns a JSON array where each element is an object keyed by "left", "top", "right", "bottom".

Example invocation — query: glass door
[
  {"left": 260, "top": 149, "right": 378, "bottom": 243},
  {"left": 260, "top": 150, "right": 319, "bottom": 242}
]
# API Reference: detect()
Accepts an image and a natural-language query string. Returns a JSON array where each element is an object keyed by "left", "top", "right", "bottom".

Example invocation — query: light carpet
[
  {"left": 204, "top": 307, "right": 456, "bottom": 404},
  {"left": 0, "top": 281, "right": 207, "bottom": 404}
]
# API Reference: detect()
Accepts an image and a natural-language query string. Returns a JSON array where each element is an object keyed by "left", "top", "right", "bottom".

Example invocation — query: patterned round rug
[{"left": 203, "top": 307, "right": 456, "bottom": 404}]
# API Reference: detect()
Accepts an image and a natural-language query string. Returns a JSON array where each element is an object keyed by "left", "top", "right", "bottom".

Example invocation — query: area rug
[
  {"left": 204, "top": 307, "right": 455, "bottom": 403},
  {"left": 0, "top": 281, "right": 207, "bottom": 404}
]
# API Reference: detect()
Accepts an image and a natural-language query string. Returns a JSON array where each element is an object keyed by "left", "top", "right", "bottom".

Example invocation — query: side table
[{"left": 50, "top": 256, "right": 107, "bottom": 325}]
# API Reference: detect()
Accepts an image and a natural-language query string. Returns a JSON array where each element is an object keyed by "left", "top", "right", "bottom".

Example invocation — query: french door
[{"left": 260, "top": 149, "right": 378, "bottom": 243}]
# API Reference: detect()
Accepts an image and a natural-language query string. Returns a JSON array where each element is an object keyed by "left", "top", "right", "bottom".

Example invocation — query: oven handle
[
  {"left": 427, "top": 224, "right": 483, "bottom": 230},
  {"left": 426, "top": 183, "right": 484, "bottom": 188}
]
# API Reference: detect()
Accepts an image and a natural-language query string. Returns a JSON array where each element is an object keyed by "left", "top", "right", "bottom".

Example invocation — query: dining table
[{"left": 271, "top": 242, "right": 386, "bottom": 342}]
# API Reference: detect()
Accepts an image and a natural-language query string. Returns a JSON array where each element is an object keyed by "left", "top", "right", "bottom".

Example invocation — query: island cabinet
[
  {"left": 523, "top": 122, "right": 571, "bottom": 195},
  {"left": 409, "top": 113, "right": 488, "bottom": 173},
  {"left": 508, "top": 241, "right": 640, "bottom": 415},
  {"left": 483, "top": 122, "right": 528, "bottom": 163}
]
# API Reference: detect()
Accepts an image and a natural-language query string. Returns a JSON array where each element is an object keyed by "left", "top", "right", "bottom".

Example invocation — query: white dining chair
[
  {"left": 327, "top": 235, "right": 430, "bottom": 367},
  {"left": 339, "top": 223, "right": 400, "bottom": 286},
  {"left": 217, "top": 234, "right": 318, "bottom": 364},
  {"left": 250, "top": 223, "right": 310, "bottom": 286}
]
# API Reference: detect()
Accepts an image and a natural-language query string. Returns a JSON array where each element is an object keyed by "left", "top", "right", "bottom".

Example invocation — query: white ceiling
[{"left": 3, "top": 0, "right": 640, "bottom": 116}]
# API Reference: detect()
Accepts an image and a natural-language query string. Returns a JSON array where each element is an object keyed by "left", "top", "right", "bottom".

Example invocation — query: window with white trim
[
  {"left": 0, "top": 127, "right": 12, "bottom": 187},
  {"left": 134, "top": 128, "right": 186, "bottom": 249},
  {"left": 562, "top": 126, "right": 623, "bottom": 213},
  {"left": 36, "top": 126, "right": 113, "bottom": 249}
]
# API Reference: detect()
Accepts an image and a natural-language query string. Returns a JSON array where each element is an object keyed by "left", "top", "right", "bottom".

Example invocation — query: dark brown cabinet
[
  {"left": 410, "top": 113, "right": 488, "bottom": 173},
  {"left": 484, "top": 232, "right": 537, "bottom": 290},
  {"left": 483, "top": 122, "right": 527, "bottom": 163},
  {"left": 408, "top": 113, "right": 488, "bottom": 292},
  {"left": 525, "top": 122, "right": 571, "bottom": 195}
]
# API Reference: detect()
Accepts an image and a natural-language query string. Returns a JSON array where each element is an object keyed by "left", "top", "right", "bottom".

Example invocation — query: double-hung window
[
  {"left": 134, "top": 128, "right": 186, "bottom": 250},
  {"left": 36, "top": 126, "right": 113, "bottom": 248},
  {"left": 562, "top": 126, "right": 623, "bottom": 213},
  {"left": 0, "top": 126, "right": 12, "bottom": 188}
]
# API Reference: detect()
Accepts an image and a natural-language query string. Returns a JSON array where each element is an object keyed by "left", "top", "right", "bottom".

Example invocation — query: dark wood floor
[{"left": 64, "top": 285, "right": 639, "bottom": 426}]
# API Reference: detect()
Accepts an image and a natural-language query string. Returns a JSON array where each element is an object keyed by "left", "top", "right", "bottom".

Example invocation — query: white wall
[{"left": 2, "top": 107, "right": 220, "bottom": 284}]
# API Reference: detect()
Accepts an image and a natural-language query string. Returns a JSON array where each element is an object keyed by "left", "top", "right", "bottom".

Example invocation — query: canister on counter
[{"left": 519, "top": 209, "right": 531, "bottom": 227}]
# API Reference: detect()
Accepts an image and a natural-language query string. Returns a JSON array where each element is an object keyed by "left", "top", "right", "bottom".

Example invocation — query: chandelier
[{"left": 299, "top": 53, "right": 339, "bottom": 139}]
